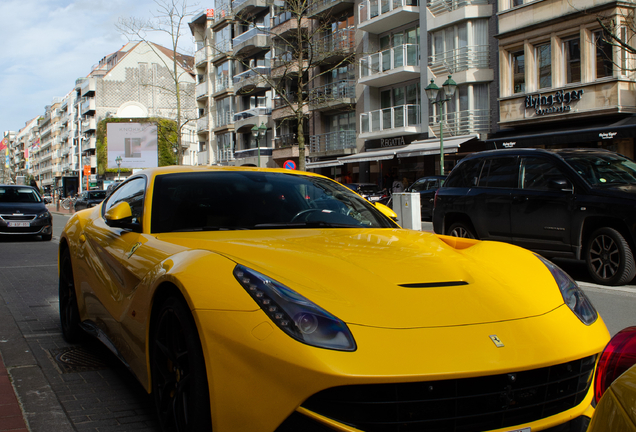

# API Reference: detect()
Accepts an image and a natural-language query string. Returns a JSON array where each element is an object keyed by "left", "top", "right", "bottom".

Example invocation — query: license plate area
[{"left": 8, "top": 222, "right": 30, "bottom": 227}]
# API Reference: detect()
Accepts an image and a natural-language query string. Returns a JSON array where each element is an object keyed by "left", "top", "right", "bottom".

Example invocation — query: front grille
[
  {"left": 301, "top": 355, "right": 596, "bottom": 432},
  {"left": 0, "top": 214, "right": 36, "bottom": 221}
]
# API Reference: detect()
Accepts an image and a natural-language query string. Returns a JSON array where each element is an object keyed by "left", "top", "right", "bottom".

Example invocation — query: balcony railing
[
  {"left": 213, "top": 40, "right": 232, "bottom": 57},
  {"left": 315, "top": 28, "right": 355, "bottom": 55},
  {"left": 195, "top": 47, "right": 207, "bottom": 65},
  {"left": 196, "top": 81, "right": 209, "bottom": 98},
  {"left": 274, "top": 134, "right": 309, "bottom": 149},
  {"left": 218, "top": 145, "right": 235, "bottom": 163},
  {"left": 360, "top": 104, "right": 421, "bottom": 134},
  {"left": 272, "top": 11, "right": 293, "bottom": 27},
  {"left": 309, "top": 130, "right": 356, "bottom": 153},
  {"left": 233, "top": 66, "right": 270, "bottom": 84},
  {"left": 197, "top": 116, "right": 209, "bottom": 131},
  {"left": 215, "top": 76, "right": 233, "bottom": 93},
  {"left": 309, "top": 80, "right": 355, "bottom": 104},
  {"left": 216, "top": 112, "right": 235, "bottom": 128},
  {"left": 427, "top": 0, "right": 487, "bottom": 15},
  {"left": 233, "top": 27, "right": 269, "bottom": 47},
  {"left": 212, "top": 2, "right": 232, "bottom": 22},
  {"left": 233, "top": 107, "right": 272, "bottom": 122},
  {"left": 360, "top": 43, "right": 419, "bottom": 77},
  {"left": 429, "top": 109, "right": 491, "bottom": 136},
  {"left": 429, "top": 45, "right": 489, "bottom": 75},
  {"left": 359, "top": 0, "right": 418, "bottom": 24}
]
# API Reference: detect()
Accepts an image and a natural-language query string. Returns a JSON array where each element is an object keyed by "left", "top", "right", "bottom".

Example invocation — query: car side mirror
[
  {"left": 549, "top": 178, "right": 573, "bottom": 192},
  {"left": 104, "top": 201, "right": 140, "bottom": 231}
]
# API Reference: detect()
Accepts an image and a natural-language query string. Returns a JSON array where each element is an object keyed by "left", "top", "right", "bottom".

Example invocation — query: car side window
[
  {"left": 478, "top": 157, "right": 519, "bottom": 188},
  {"left": 521, "top": 157, "right": 569, "bottom": 190},
  {"left": 410, "top": 180, "right": 427, "bottom": 192},
  {"left": 445, "top": 159, "right": 483, "bottom": 188},
  {"left": 103, "top": 177, "right": 146, "bottom": 225}
]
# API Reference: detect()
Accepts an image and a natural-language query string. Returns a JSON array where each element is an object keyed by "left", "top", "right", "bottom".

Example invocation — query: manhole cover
[{"left": 50, "top": 346, "right": 110, "bottom": 373}]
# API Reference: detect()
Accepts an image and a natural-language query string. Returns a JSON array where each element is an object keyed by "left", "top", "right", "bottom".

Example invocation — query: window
[
  {"left": 445, "top": 159, "right": 483, "bottom": 188},
  {"left": 595, "top": 30, "right": 614, "bottom": 78},
  {"left": 563, "top": 37, "right": 581, "bottom": 84},
  {"left": 478, "top": 157, "right": 518, "bottom": 188},
  {"left": 103, "top": 177, "right": 146, "bottom": 226},
  {"left": 521, "top": 157, "right": 569, "bottom": 190},
  {"left": 512, "top": 50, "right": 525, "bottom": 93},
  {"left": 536, "top": 43, "right": 551, "bottom": 89}
]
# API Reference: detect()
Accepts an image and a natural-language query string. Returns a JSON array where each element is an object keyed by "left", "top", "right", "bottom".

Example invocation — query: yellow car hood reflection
[{"left": 157, "top": 228, "right": 564, "bottom": 329}]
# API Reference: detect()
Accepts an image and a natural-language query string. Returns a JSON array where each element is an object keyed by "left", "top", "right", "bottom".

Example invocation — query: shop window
[
  {"left": 511, "top": 50, "right": 525, "bottom": 94},
  {"left": 536, "top": 43, "right": 551, "bottom": 89},
  {"left": 563, "top": 37, "right": 581, "bottom": 84}
]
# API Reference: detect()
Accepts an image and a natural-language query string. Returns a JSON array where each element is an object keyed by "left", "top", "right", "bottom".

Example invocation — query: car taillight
[{"left": 594, "top": 326, "right": 636, "bottom": 403}]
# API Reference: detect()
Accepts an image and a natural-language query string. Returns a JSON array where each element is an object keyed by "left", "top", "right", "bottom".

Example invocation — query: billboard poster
[{"left": 107, "top": 122, "right": 158, "bottom": 169}]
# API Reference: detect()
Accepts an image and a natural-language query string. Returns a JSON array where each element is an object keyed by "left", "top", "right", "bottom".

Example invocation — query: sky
[{"left": 0, "top": 0, "right": 199, "bottom": 137}]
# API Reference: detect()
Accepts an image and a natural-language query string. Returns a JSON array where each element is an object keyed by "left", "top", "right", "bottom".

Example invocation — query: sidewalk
[{"left": 0, "top": 352, "right": 28, "bottom": 432}]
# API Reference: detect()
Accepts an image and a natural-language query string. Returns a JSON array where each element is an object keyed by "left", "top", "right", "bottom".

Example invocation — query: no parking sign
[{"left": 284, "top": 160, "right": 296, "bottom": 170}]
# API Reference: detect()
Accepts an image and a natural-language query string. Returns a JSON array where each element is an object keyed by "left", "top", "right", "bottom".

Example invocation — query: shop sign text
[{"left": 525, "top": 89, "right": 584, "bottom": 116}]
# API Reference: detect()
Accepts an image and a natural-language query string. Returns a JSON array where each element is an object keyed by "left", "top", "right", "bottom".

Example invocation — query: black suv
[{"left": 433, "top": 148, "right": 636, "bottom": 286}]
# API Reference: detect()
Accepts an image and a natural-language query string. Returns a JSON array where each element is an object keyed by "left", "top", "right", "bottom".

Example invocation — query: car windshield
[
  {"left": 88, "top": 191, "right": 107, "bottom": 200},
  {"left": 562, "top": 153, "right": 636, "bottom": 186},
  {"left": 0, "top": 187, "right": 41, "bottom": 203},
  {"left": 357, "top": 184, "right": 381, "bottom": 194},
  {"left": 151, "top": 171, "right": 397, "bottom": 233}
]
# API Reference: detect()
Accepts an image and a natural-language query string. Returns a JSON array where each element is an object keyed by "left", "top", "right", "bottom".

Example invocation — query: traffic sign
[{"left": 284, "top": 160, "right": 296, "bottom": 170}]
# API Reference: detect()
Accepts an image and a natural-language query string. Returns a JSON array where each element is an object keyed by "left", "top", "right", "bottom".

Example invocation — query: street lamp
[
  {"left": 251, "top": 122, "right": 267, "bottom": 168},
  {"left": 115, "top": 155, "right": 122, "bottom": 181},
  {"left": 425, "top": 75, "right": 457, "bottom": 176}
]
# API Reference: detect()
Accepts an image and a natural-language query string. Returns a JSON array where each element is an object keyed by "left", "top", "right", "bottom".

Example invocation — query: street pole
[{"left": 425, "top": 75, "right": 457, "bottom": 176}]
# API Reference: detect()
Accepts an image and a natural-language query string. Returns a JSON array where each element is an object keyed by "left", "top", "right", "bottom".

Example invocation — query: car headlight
[
  {"left": 233, "top": 265, "right": 357, "bottom": 351},
  {"left": 36, "top": 211, "right": 51, "bottom": 220},
  {"left": 536, "top": 255, "right": 597, "bottom": 325}
]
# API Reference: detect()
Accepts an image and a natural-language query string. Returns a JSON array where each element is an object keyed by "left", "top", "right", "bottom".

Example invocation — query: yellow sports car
[{"left": 59, "top": 166, "right": 610, "bottom": 432}]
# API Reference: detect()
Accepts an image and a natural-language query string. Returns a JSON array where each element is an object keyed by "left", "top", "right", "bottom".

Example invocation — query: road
[{"left": 0, "top": 212, "right": 633, "bottom": 432}]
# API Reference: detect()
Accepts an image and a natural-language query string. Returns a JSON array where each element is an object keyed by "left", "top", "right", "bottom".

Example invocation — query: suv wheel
[
  {"left": 447, "top": 222, "right": 476, "bottom": 239},
  {"left": 586, "top": 227, "right": 636, "bottom": 286}
]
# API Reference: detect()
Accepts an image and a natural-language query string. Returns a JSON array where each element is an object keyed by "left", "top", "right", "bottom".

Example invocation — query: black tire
[
  {"left": 585, "top": 227, "right": 636, "bottom": 286},
  {"left": 151, "top": 296, "right": 212, "bottom": 432},
  {"left": 59, "top": 248, "right": 84, "bottom": 343},
  {"left": 447, "top": 222, "right": 476, "bottom": 239}
]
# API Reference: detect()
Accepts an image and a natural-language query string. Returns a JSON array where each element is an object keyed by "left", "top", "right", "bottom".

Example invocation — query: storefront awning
[
  {"left": 305, "top": 160, "right": 343, "bottom": 169},
  {"left": 398, "top": 135, "right": 478, "bottom": 158},
  {"left": 338, "top": 148, "right": 399, "bottom": 164}
]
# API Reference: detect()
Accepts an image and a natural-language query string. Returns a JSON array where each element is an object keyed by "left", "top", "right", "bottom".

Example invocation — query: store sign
[
  {"left": 599, "top": 132, "right": 618, "bottom": 140},
  {"left": 380, "top": 136, "right": 406, "bottom": 148},
  {"left": 502, "top": 142, "right": 516, "bottom": 148},
  {"left": 525, "top": 89, "right": 584, "bottom": 116}
]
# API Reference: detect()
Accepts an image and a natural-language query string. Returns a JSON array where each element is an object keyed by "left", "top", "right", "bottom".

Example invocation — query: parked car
[
  {"left": 405, "top": 175, "right": 446, "bottom": 220},
  {"left": 433, "top": 148, "right": 636, "bottom": 285},
  {"left": 588, "top": 326, "right": 636, "bottom": 432},
  {"left": 59, "top": 166, "right": 609, "bottom": 432},
  {"left": 42, "top": 194, "right": 53, "bottom": 204},
  {"left": 73, "top": 190, "right": 107, "bottom": 211},
  {"left": 344, "top": 183, "right": 390, "bottom": 204},
  {"left": 0, "top": 184, "right": 52, "bottom": 241}
]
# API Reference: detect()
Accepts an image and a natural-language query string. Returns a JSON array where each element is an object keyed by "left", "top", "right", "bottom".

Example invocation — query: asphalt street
[{"left": 0, "top": 212, "right": 634, "bottom": 432}]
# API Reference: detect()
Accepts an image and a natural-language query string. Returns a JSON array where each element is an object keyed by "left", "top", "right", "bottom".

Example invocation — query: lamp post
[
  {"left": 425, "top": 75, "right": 457, "bottom": 176},
  {"left": 115, "top": 155, "right": 122, "bottom": 181},
  {"left": 251, "top": 122, "right": 267, "bottom": 168}
]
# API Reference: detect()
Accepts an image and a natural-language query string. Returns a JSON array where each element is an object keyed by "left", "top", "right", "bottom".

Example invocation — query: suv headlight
[
  {"left": 536, "top": 255, "right": 598, "bottom": 325},
  {"left": 36, "top": 211, "right": 51, "bottom": 220},
  {"left": 234, "top": 265, "right": 356, "bottom": 351}
]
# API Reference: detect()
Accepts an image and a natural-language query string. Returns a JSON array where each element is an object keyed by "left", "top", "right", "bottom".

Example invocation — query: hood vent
[{"left": 399, "top": 281, "right": 468, "bottom": 288}]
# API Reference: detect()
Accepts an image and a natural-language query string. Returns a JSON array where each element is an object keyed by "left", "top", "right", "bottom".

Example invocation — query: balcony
[
  {"left": 81, "top": 98, "right": 96, "bottom": 115},
  {"left": 309, "top": 80, "right": 355, "bottom": 110},
  {"left": 213, "top": 76, "right": 233, "bottom": 96},
  {"left": 216, "top": 111, "right": 235, "bottom": 129},
  {"left": 218, "top": 146, "right": 235, "bottom": 163},
  {"left": 315, "top": 29, "right": 355, "bottom": 63},
  {"left": 234, "top": 146, "right": 273, "bottom": 162},
  {"left": 233, "top": 66, "right": 271, "bottom": 93},
  {"left": 83, "top": 136, "right": 97, "bottom": 151},
  {"left": 197, "top": 150, "right": 209, "bottom": 165},
  {"left": 197, "top": 115, "right": 210, "bottom": 132},
  {"left": 360, "top": 104, "right": 421, "bottom": 139},
  {"left": 359, "top": 43, "right": 420, "bottom": 87},
  {"left": 81, "top": 117, "right": 96, "bottom": 132},
  {"left": 196, "top": 81, "right": 209, "bottom": 99},
  {"left": 80, "top": 77, "right": 96, "bottom": 97},
  {"left": 271, "top": 14, "right": 309, "bottom": 39},
  {"left": 429, "top": 45, "right": 489, "bottom": 76},
  {"left": 195, "top": 47, "right": 208, "bottom": 66},
  {"left": 272, "top": 98, "right": 309, "bottom": 121},
  {"left": 358, "top": 0, "right": 419, "bottom": 34},
  {"left": 231, "top": 0, "right": 268, "bottom": 14},
  {"left": 309, "top": 130, "right": 356, "bottom": 154},
  {"left": 427, "top": 0, "right": 488, "bottom": 16},
  {"left": 211, "top": 40, "right": 233, "bottom": 63},
  {"left": 308, "top": 0, "right": 355, "bottom": 17},
  {"left": 211, "top": 2, "right": 232, "bottom": 25},
  {"left": 233, "top": 107, "right": 271, "bottom": 132},
  {"left": 232, "top": 27, "right": 270, "bottom": 57},
  {"left": 428, "top": 109, "right": 491, "bottom": 136}
]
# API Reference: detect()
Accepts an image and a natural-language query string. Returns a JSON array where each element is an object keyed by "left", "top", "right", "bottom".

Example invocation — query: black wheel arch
[
  {"left": 442, "top": 212, "right": 478, "bottom": 238},
  {"left": 580, "top": 217, "right": 635, "bottom": 260}
]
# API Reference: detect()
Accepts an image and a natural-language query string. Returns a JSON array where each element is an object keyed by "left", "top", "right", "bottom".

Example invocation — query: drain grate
[{"left": 50, "top": 346, "right": 110, "bottom": 373}]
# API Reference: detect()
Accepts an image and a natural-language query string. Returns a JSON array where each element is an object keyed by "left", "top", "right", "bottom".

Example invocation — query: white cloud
[{"left": 0, "top": 0, "right": 196, "bottom": 134}]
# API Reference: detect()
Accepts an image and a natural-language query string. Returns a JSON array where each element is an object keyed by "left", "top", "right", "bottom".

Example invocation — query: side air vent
[{"left": 399, "top": 281, "right": 468, "bottom": 288}]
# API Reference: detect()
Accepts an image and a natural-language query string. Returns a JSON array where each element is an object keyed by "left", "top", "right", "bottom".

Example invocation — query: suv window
[
  {"left": 478, "top": 157, "right": 519, "bottom": 188},
  {"left": 445, "top": 159, "right": 483, "bottom": 188},
  {"left": 521, "top": 157, "right": 570, "bottom": 190}
]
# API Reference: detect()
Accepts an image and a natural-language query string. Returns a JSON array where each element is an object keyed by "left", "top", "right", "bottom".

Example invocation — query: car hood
[
  {"left": 590, "top": 184, "right": 636, "bottom": 199},
  {"left": 0, "top": 202, "right": 47, "bottom": 214},
  {"left": 157, "top": 229, "right": 565, "bottom": 329}
]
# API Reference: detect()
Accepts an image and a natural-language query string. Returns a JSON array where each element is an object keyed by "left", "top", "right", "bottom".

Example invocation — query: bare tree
[
  {"left": 117, "top": 0, "right": 199, "bottom": 165},
  {"left": 596, "top": 9, "right": 636, "bottom": 71},
  {"left": 232, "top": 0, "right": 357, "bottom": 171}
]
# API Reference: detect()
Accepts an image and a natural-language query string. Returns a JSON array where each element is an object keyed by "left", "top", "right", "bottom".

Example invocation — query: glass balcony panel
[
  {"left": 370, "top": 0, "right": 379, "bottom": 17},
  {"left": 381, "top": 0, "right": 390, "bottom": 13},
  {"left": 361, "top": 114, "right": 370, "bottom": 133},
  {"left": 406, "top": 44, "right": 418, "bottom": 65},
  {"left": 381, "top": 108, "right": 392, "bottom": 130},
  {"left": 394, "top": 46, "right": 404, "bottom": 68},
  {"left": 382, "top": 49, "right": 392, "bottom": 71}
]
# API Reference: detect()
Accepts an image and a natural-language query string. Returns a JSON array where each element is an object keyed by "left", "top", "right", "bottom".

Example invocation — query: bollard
[{"left": 56, "top": 199, "right": 60, "bottom": 212}]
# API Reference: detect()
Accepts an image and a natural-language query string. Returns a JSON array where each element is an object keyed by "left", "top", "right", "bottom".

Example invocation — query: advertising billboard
[{"left": 107, "top": 122, "right": 158, "bottom": 169}]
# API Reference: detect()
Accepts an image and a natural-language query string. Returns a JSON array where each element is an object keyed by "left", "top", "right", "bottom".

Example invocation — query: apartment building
[
  {"left": 490, "top": 0, "right": 636, "bottom": 159},
  {"left": 190, "top": 0, "right": 499, "bottom": 184}
]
